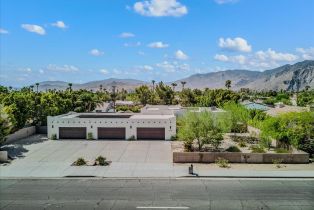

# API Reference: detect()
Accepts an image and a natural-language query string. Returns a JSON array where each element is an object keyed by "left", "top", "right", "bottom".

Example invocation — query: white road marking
[{"left": 136, "top": 207, "right": 189, "bottom": 209}]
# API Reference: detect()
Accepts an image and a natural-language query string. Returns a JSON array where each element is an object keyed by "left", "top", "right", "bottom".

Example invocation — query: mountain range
[{"left": 36, "top": 60, "right": 314, "bottom": 92}]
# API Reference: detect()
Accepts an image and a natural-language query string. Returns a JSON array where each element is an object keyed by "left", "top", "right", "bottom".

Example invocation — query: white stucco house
[{"left": 47, "top": 112, "right": 176, "bottom": 140}]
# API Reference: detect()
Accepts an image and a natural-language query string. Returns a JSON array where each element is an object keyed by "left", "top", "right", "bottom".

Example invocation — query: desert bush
[
  {"left": 226, "top": 146, "right": 241, "bottom": 152},
  {"left": 74, "top": 157, "right": 87, "bottom": 166},
  {"left": 51, "top": 134, "right": 57, "bottom": 140},
  {"left": 87, "top": 132, "right": 94, "bottom": 140},
  {"left": 215, "top": 157, "right": 230, "bottom": 168},
  {"left": 128, "top": 135, "right": 136, "bottom": 141},
  {"left": 95, "top": 156, "right": 109, "bottom": 166}
]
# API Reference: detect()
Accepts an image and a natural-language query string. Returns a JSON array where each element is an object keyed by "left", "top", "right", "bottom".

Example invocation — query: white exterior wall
[{"left": 47, "top": 115, "right": 176, "bottom": 140}]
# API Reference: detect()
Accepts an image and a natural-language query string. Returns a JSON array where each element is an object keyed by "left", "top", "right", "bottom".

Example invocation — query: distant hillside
[
  {"left": 37, "top": 78, "right": 147, "bottom": 92},
  {"left": 36, "top": 60, "right": 314, "bottom": 92},
  {"left": 177, "top": 60, "right": 314, "bottom": 91}
]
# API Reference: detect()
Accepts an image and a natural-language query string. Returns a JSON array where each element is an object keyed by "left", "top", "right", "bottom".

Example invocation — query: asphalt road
[{"left": 0, "top": 178, "right": 313, "bottom": 210}]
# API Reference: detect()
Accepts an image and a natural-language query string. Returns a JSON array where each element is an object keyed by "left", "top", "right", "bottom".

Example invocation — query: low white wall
[
  {"left": 5, "top": 126, "right": 36, "bottom": 144},
  {"left": 47, "top": 116, "right": 176, "bottom": 140}
]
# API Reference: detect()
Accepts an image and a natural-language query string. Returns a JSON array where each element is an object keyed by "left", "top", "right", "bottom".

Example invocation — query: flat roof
[
  {"left": 130, "top": 114, "right": 174, "bottom": 119},
  {"left": 53, "top": 112, "right": 174, "bottom": 119}
]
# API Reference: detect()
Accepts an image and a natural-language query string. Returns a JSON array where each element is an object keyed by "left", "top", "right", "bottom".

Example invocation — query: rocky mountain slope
[
  {"left": 36, "top": 60, "right": 314, "bottom": 91},
  {"left": 177, "top": 60, "right": 314, "bottom": 91}
]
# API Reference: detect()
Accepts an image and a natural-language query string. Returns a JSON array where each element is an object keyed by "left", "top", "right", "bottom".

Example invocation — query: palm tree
[
  {"left": 30, "top": 85, "right": 34, "bottom": 92},
  {"left": 225, "top": 80, "right": 231, "bottom": 89},
  {"left": 68, "top": 83, "right": 73, "bottom": 92},
  {"left": 305, "top": 85, "right": 310, "bottom": 91},
  {"left": 35, "top": 83, "right": 39, "bottom": 93},
  {"left": 99, "top": 84, "right": 103, "bottom": 92},
  {"left": 181, "top": 81, "right": 186, "bottom": 90},
  {"left": 171, "top": 83, "right": 177, "bottom": 91},
  {"left": 111, "top": 85, "right": 117, "bottom": 112},
  {"left": 151, "top": 80, "right": 156, "bottom": 92}
]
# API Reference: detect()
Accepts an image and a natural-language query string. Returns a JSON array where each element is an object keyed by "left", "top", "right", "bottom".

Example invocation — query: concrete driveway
[{"left": 0, "top": 135, "right": 187, "bottom": 178}]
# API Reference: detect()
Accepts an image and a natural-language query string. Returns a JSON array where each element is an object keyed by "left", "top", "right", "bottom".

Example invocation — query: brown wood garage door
[
  {"left": 59, "top": 127, "right": 86, "bottom": 139},
  {"left": 137, "top": 128, "right": 165, "bottom": 140},
  {"left": 98, "top": 127, "right": 126, "bottom": 140}
]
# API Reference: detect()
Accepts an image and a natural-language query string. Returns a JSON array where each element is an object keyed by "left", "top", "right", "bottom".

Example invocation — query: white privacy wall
[{"left": 47, "top": 115, "right": 176, "bottom": 140}]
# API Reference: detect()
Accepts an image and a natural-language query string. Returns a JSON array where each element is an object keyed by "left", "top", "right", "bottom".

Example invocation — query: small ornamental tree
[
  {"left": 178, "top": 111, "right": 230, "bottom": 151},
  {"left": 0, "top": 105, "right": 13, "bottom": 144}
]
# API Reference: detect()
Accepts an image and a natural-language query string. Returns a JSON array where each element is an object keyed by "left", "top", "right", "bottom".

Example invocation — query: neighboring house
[
  {"left": 47, "top": 112, "right": 176, "bottom": 140},
  {"left": 141, "top": 105, "right": 225, "bottom": 117}
]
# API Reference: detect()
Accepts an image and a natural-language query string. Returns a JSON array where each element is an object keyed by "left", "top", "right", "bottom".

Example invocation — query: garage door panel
[
  {"left": 137, "top": 128, "right": 165, "bottom": 140},
  {"left": 59, "top": 127, "right": 86, "bottom": 139},
  {"left": 98, "top": 127, "right": 126, "bottom": 140}
]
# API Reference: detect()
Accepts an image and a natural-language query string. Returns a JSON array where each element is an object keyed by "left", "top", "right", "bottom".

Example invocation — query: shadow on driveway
[{"left": 0, "top": 134, "right": 48, "bottom": 160}]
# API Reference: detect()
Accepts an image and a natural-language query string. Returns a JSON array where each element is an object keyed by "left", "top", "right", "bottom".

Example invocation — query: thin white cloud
[
  {"left": 214, "top": 54, "right": 229, "bottom": 62},
  {"left": 39, "top": 69, "right": 44, "bottom": 74},
  {"left": 156, "top": 61, "right": 189, "bottom": 72},
  {"left": 0, "top": 28, "right": 9, "bottom": 34},
  {"left": 255, "top": 49, "right": 298, "bottom": 62},
  {"left": 21, "top": 24, "right": 46, "bottom": 35},
  {"left": 100, "top": 69, "right": 109, "bottom": 75},
  {"left": 138, "top": 65, "right": 154, "bottom": 71},
  {"left": 148, "top": 41, "right": 169, "bottom": 48},
  {"left": 46, "top": 64, "right": 79, "bottom": 72},
  {"left": 133, "top": 0, "right": 188, "bottom": 17},
  {"left": 214, "top": 48, "right": 299, "bottom": 70},
  {"left": 219, "top": 37, "right": 252, "bottom": 52},
  {"left": 124, "top": 42, "right": 141, "bottom": 47},
  {"left": 89, "top": 49, "right": 104, "bottom": 56},
  {"left": 175, "top": 50, "right": 189, "bottom": 60},
  {"left": 19, "top": 67, "right": 32, "bottom": 73},
  {"left": 215, "top": 0, "right": 239, "bottom": 4},
  {"left": 51, "top": 21, "right": 68, "bottom": 29},
  {"left": 119, "top": 32, "right": 135, "bottom": 38},
  {"left": 296, "top": 47, "right": 314, "bottom": 60}
]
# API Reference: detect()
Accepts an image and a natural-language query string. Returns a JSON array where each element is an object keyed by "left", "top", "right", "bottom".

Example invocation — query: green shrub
[
  {"left": 95, "top": 156, "right": 109, "bottom": 166},
  {"left": 51, "top": 134, "right": 57, "bottom": 140},
  {"left": 170, "top": 135, "right": 178, "bottom": 141},
  {"left": 226, "top": 146, "right": 241, "bottom": 152},
  {"left": 74, "top": 157, "right": 87, "bottom": 166},
  {"left": 184, "top": 141, "right": 193, "bottom": 152},
  {"left": 215, "top": 157, "right": 230, "bottom": 168},
  {"left": 238, "top": 141, "right": 247, "bottom": 147},
  {"left": 87, "top": 132, "right": 94, "bottom": 140},
  {"left": 250, "top": 145, "right": 266, "bottom": 153},
  {"left": 298, "top": 139, "right": 314, "bottom": 157},
  {"left": 128, "top": 135, "right": 136, "bottom": 141}
]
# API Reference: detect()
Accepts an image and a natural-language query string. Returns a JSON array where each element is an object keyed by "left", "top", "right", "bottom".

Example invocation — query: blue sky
[{"left": 1, "top": 0, "right": 314, "bottom": 87}]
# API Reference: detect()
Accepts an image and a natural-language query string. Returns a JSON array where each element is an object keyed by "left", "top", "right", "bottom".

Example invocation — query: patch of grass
[
  {"left": 225, "top": 146, "right": 241, "bottom": 152},
  {"left": 272, "top": 158, "right": 285, "bottom": 168},
  {"left": 215, "top": 157, "right": 230, "bottom": 168},
  {"left": 275, "top": 148, "right": 290, "bottom": 154},
  {"left": 74, "top": 157, "right": 87, "bottom": 166},
  {"left": 95, "top": 156, "right": 109, "bottom": 166},
  {"left": 250, "top": 145, "right": 266, "bottom": 153}
]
